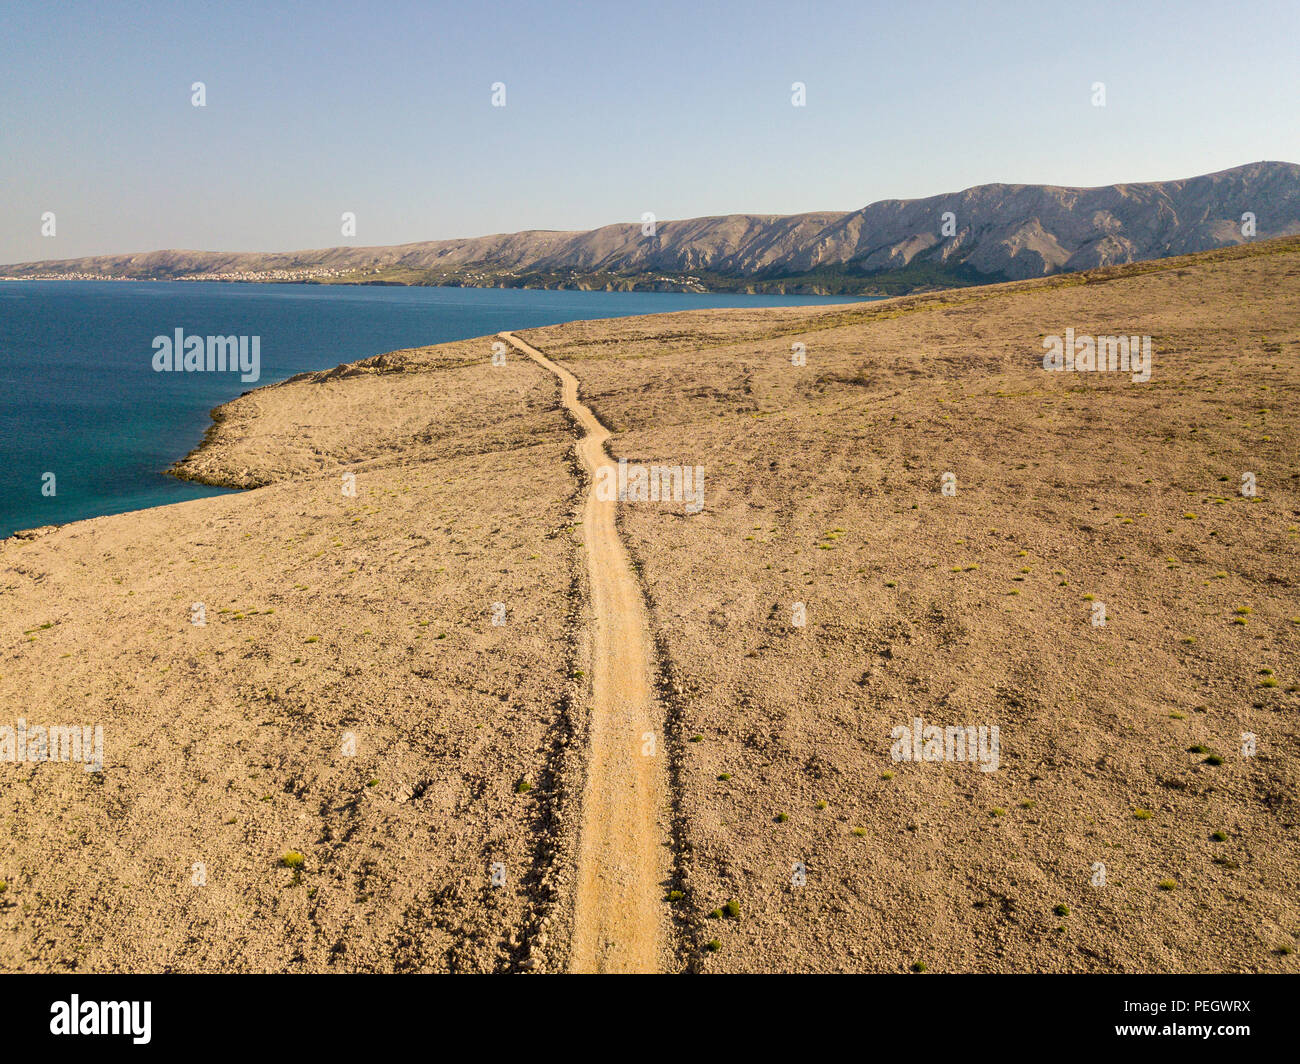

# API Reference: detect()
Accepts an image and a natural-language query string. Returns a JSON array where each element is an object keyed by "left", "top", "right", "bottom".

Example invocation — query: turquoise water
[{"left": 0, "top": 281, "right": 866, "bottom": 537}]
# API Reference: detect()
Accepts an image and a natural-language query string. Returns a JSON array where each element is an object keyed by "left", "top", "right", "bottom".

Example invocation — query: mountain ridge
[{"left": 6, "top": 161, "right": 1298, "bottom": 295}]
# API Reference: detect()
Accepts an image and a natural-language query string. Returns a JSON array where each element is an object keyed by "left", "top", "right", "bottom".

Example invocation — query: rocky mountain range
[{"left": 5, "top": 161, "right": 1298, "bottom": 295}]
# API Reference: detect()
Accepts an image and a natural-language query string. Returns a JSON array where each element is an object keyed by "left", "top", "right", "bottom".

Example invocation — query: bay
[{"left": 0, "top": 281, "right": 868, "bottom": 537}]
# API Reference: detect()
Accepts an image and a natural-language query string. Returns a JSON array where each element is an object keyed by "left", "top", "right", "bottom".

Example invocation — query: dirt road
[{"left": 499, "top": 331, "right": 668, "bottom": 973}]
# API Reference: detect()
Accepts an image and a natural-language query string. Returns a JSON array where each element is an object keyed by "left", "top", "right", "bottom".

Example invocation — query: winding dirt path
[{"left": 499, "top": 331, "right": 668, "bottom": 973}]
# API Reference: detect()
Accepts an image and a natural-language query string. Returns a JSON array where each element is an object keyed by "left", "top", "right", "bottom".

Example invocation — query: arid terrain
[{"left": 2, "top": 236, "right": 1298, "bottom": 972}]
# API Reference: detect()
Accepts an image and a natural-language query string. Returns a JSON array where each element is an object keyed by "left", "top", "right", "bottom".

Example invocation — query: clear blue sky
[{"left": 1, "top": 0, "right": 1296, "bottom": 261}]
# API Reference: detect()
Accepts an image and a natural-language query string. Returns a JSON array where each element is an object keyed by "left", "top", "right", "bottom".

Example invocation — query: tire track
[{"left": 498, "top": 331, "right": 669, "bottom": 973}]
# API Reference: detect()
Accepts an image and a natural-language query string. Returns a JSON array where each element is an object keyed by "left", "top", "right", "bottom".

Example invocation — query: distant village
[
  {"left": 0, "top": 263, "right": 715, "bottom": 292},
  {"left": 0, "top": 265, "right": 382, "bottom": 283}
]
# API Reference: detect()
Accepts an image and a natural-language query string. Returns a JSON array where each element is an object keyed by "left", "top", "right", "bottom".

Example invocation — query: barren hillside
[
  {"left": 3, "top": 236, "right": 1297, "bottom": 972},
  {"left": 6, "top": 162, "right": 1298, "bottom": 296}
]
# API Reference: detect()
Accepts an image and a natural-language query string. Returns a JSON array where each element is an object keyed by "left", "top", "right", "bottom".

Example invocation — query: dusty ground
[
  {"left": 2, "top": 237, "right": 1297, "bottom": 972},
  {"left": 1, "top": 341, "right": 588, "bottom": 972},
  {"left": 501, "top": 332, "right": 669, "bottom": 973},
  {"left": 518, "top": 236, "right": 1300, "bottom": 972}
]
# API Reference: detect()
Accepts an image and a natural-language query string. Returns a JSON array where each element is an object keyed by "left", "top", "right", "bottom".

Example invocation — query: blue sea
[{"left": 0, "top": 281, "right": 865, "bottom": 538}]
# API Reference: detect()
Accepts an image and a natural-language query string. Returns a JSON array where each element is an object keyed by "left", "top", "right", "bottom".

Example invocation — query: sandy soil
[
  {"left": 2, "top": 236, "right": 1297, "bottom": 973},
  {"left": 1, "top": 340, "right": 587, "bottom": 972},
  {"left": 518, "top": 236, "right": 1300, "bottom": 972}
]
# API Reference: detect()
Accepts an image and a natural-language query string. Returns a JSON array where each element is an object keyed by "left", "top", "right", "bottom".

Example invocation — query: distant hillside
[{"left": 5, "top": 161, "right": 1299, "bottom": 295}]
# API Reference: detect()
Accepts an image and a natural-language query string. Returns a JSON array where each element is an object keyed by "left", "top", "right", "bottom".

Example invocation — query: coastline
[
  {"left": 2, "top": 237, "right": 1298, "bottom": 972},
  {"left": 0, "top": 271, "right": 926, "bottom": 297},
  {"left": 165, "top": 402, "right": 248, "bottom": 489},
  {"left": 23, "top": 233, "right": 1296, "bottom": 530},
  {"left": 3, "top": 284, "right": 863, "bottom": 538},
  {"left": 8, "top": 234, "right": 1297, "bottom": 541}
]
